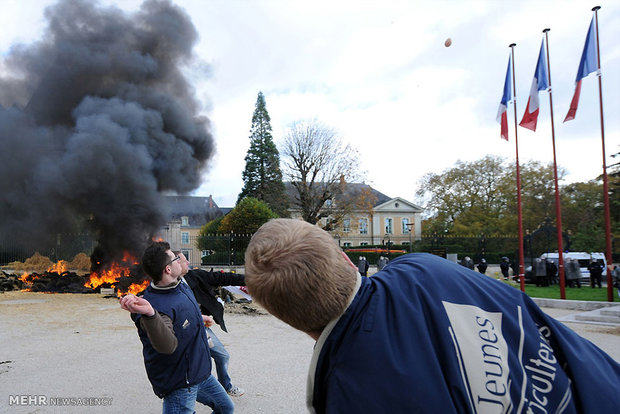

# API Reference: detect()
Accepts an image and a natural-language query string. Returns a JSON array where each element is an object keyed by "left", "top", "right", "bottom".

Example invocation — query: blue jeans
[
  {"left": 207, "top": 328, "right": 232, "bottom": 391},
  {"left": 162, "top": 375, "right": 234, "bottom": 414}
]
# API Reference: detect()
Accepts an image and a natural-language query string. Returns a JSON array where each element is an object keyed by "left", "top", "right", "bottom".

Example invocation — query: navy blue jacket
[
  {"left": 310, "top": 253, "right": 620, "bottom": 413},
  {"left": 133, "top": 281, "right": 212, "bottom": 398}
]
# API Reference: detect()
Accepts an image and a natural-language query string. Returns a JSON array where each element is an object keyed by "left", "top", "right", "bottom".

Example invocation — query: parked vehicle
[
  {"left": 521, "top": 252, "right": 607, "bottom": 284},
  {"left": 540, "top": 252, "right": 607, "bottom": 284}
]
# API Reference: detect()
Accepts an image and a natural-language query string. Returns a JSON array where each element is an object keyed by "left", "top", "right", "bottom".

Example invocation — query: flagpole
[
  {"left": 592, "top": 6, "right": 613, "bottom": 301},
  {"left": 510, "top": 43, "right": 526, "bottom": 292},
  {"left": 542, "top": 29, "right": 566, "bottom": 299}
]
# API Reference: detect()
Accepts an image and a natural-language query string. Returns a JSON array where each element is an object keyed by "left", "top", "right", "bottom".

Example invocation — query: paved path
[{"left": 0, "top": 291, "right": 618, "bottom": 413}]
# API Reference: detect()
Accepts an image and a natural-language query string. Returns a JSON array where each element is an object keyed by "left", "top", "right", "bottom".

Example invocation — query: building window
[
  {"left": 395, "top": 202, "right": 399, "bottom": 208},
  {"left": 181, "top": 232, "right": 189, "bottom": 245},
  {"left": 182, "top": 249, "right": 190, "bottom": 263},
  {"left": 402, "top": 218, "right": 410, "bottom": 234},
  {"left": 181, "top": 216, "right": 189, "bottom": 226},
  {"left": 343, "top": 219, "right": 351, "bottom": 233},
  {"left": 343, "top": 242, "right": 352, "bottom": 247},
  {"left": 385, "top": 218, "right": 393, "bottom": 234},
  {"left": 359, "top": 218, "right": 368, "bottom": 235},
  {"left": 360, "top": 242, "right": 369, "bottom": 246}
]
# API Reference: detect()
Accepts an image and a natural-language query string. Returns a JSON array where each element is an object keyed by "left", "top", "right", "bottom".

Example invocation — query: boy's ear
[{"left": 341, "top": 251, "right": 356, "bottom": 269}]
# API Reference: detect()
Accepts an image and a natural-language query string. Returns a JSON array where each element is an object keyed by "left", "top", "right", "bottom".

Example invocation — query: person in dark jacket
[
  {"left": 377, "top": 255, "right": 389, "bottom": 271},
  {"left": 612, "top": 265, "right": 620, "bottom": 299},
  {"left": 244, "top": 219, "right": 620, "bottom": 414},
  {"left": 534, "top": 258, "right": 548, "bottom": 287},
  {"left": 476, "top": 258, "right": 487, "bottom": 274},
  {"left": 175, "top": 252, "right": 245, "bottom": 397},
  {"left": 120, "top": 241, "right": 233, "bottom": 414},
  {"left": 565, "top": 258, "right": 582, "bottom": 288},
  {"left": 545, "top": 259, "right": 558, "bottom": 285},
  {"left": 357, "top": 256, "right": 369, "bottom": 276},
  {"left": 588, "top": 259, "right": 604, "bottom": 288},
  {"left": 500, "top": 256, "right": 510, "bottom": 280}
]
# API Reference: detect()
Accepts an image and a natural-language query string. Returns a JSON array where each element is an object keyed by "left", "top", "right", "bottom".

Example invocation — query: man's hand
[
  {"left": 202, "top": 314, "right": 215, "bottom": 328},
  {"left": 120, "top": 294, "right": 155, "bottom": 316}
]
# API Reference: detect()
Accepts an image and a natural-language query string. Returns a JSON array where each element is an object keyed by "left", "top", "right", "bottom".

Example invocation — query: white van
[{"left": 540, "top": 252, "right": 607, "bottom": 282}]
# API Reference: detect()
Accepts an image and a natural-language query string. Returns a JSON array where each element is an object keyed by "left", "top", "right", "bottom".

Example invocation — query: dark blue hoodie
[
  {"left": 133, "top": 281, "right": 212, "bottom": 398},
  {"left": 309, "top": 253, "right": 620, "bottom": 413}
]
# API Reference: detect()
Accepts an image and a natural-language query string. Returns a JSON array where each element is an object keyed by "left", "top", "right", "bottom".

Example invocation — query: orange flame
[
  {"left": 84, "top": 251, "right": 139, "bottom": 289},
  {"left": 19, "top": 272, "right": 30, "bottom": 282},
  {"left": 19, "top": 272, "right": 33, "bottom": 292},
  {"left": 120, "top": 280, "right": 150, "bottom": 297},
  {"left": 83, "top": 251, "right": 149, "bottom": 297},
  {"left": 47, "top": 260, "right": 68, "bottom": 274}
]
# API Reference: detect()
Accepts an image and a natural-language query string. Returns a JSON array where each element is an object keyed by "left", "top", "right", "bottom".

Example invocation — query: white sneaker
[{"left": 227, "top": 385, "right": 245, "bottom": 397}]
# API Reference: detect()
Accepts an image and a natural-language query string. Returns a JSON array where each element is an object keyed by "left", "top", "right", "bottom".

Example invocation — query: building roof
[
  {"left": 284, "top": 182, "right": 391, "bottom": 208},
  {"left": 162, "top": 195, "right": 223, "bottom": 227}
]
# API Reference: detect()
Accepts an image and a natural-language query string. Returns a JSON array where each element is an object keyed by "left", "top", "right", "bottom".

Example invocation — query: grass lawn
[{"left": 502, "top": 281, "right": 618, "bottom": 302}]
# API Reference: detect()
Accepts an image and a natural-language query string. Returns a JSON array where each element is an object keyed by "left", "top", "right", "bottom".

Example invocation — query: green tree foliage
[
  {"left": 237, "top": 92, "right": 288, "bottom": 217},
  {"left": 219, "top": 197, "right": 278, "bottom": 234},
  {"left": 196, "top": 216, "right": 224, "bottom": 252},
  {"left": 417, "top": 155, "right": 619, "bottom": 256},
  {"left": 281, "top": 119, "right": 363, "bottom": 225},
  {"left": 417, "top": 156, "right": 565, "bottom": 236},
  {"left": 562, "top": 179, "right": 609, "bottom": 252},
  {"left": 418, "top": 156, "right": 512, "bottom": 235},
  {"left": 508, "top": 160, "right": 561, "bottom": 234},
  {"left": 200, "top": 216, "right": 224, "bottom": 236}
]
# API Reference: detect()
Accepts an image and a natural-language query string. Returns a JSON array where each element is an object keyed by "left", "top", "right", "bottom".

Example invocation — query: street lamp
[
  {"left": 405, "top": 222, "right": 414, "bottom": 253},
  {"left": 384, "top": 234, "right": 392, "bottom": 260}
]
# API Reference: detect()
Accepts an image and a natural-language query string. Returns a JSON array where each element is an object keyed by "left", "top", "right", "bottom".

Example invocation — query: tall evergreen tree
[{"left": 237, "top": 92, "right": 288, "bottom": 216}]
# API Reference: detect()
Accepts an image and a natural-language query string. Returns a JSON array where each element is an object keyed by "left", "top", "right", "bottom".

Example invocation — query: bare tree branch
[{"left": 281, "top": 119, "right": 363, "bottom": 224}]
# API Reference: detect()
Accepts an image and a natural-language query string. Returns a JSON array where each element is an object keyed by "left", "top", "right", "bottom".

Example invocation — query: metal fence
[
  {"left": 0, "top": 233, "right": 97, "bottom": 267},
  {"left": 1, "top": 232, "right": 523, "bottom": 268}
]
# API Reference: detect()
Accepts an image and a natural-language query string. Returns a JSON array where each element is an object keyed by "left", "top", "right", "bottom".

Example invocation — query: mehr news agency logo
[{"left": 9, "top": 395, "right": 113, "bottom": 407}]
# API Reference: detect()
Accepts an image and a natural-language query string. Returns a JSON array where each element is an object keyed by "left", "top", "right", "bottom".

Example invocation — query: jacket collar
[{"left": 150, "top": 277, "right": 182, "bottom": 291}]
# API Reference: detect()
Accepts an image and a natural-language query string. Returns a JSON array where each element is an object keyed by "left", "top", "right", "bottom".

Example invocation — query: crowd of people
[
  {"left": 120, "top": 224, "right": 620, "bottom": 413},
  {"left": 458, "top": 254, "right": 611, "bottom": 290}
]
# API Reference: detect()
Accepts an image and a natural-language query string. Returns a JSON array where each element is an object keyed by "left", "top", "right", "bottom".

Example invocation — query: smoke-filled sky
[
  {"left": 1, "top": 1, "right": 619, "bottom": 241},
  {"left": 0, "top": 0, "right": 214, "bottom": 259}
]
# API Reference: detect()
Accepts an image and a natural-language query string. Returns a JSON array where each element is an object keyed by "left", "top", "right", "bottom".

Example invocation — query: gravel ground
[{"left": 0, "top": 291, "right": 618, "bottom": 414}]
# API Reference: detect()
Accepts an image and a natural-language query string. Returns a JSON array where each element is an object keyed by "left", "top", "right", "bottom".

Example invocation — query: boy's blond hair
[{"left": 245, "top": 218, "right": 357, "bottom": 333}]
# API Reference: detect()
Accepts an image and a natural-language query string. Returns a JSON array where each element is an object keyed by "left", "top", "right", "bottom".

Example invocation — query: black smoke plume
[{"left": 0, "top": 0, "right": 213, "bottom": 265}]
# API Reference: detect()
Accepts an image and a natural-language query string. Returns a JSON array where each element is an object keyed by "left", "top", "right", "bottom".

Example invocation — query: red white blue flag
[
  {"left": 564, "top": 17, "right": 597, "bottom": 122},
  {"left": 496, "top": 55, "right": 512, "bottom": 141},
  {"left": 519, "top": 40, "right": 549, "bottom": 131}
]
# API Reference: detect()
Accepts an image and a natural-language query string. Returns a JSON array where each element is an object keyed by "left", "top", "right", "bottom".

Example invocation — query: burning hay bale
[
  {"left": 19, "top": 271, "right": 94, "bottom": 294},
  {"left": 0, "top": 270, "right": 92, "bottom": 293},
  {"left": 1, "top": 253, "right": 149, "bottom": 296},
  {"left": 8, "top": 252, "right": 53, "bottom": 273},
  {"left": 8, "top": 252, "right": 92, "bottom": 275}
]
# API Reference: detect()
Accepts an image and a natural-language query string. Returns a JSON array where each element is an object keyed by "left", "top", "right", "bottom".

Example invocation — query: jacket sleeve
[
  {"left": 191, "top": 268, "right": 246, "bottom": 287},
  {"left": 139, "top": 311, "right": 178, "bottom": 355}
]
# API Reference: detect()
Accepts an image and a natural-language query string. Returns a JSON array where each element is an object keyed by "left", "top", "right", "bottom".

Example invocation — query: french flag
[
  {"left": 564, "top": 17, "right": 597, "bottom": 122},
  {"left": 519, "top": 40, "right": 548, "bottom": 131},
  {"left": 496, "top": 55, "right": 512, "bottom": 141}
]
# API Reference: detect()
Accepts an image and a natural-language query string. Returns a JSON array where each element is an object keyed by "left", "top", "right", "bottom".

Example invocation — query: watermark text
[{"left": 8, "top": 395, "right": 113, "bottom": 407}]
